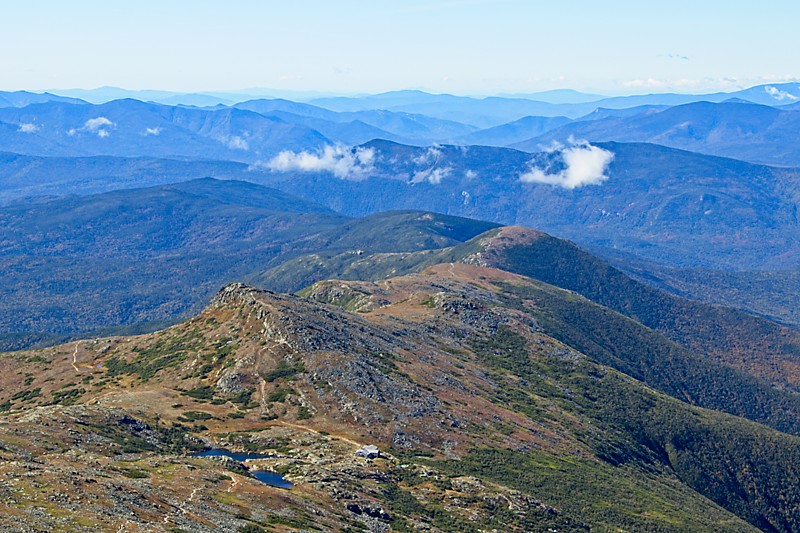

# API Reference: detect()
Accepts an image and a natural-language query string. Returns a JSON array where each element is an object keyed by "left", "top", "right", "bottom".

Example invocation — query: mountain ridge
[
  {"left": 0, "top": 182, "right": 500, "bottom": 351},
  {"left": 516, "top": 100, "right": 800, "bottom": 165},
  {"left": 261, "top": 139, "right": 800, "bottom": 270},
  {"left": 254, "top": 225, "right": 800, "bottom": 417},
  {"left": 1, "top": 262, "right": 800, "bottom": 530}
]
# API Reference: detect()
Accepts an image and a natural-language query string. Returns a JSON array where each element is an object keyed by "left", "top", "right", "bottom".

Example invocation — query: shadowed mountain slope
[
  {"left": 0, "top": 181, "right": 495, "bottom": 351},
  {"left": 255, "top": 226, "right": 800, "bottom": 412}
]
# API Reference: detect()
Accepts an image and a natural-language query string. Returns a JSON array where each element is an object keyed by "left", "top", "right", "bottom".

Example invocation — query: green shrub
[
  {"left": 265, "top": 360, "right": 305, "bottom": 382},
  {"left": 183, "top": 385, "right": 215, "bottom": 399},
  {"left": 50, "top": 387, "right": 86, "bottom": 406},
  {"left": 11, "top": 388, "right": 41, "bottom": 402},
  {"left": 267, "top": 388, "right": 294, "bottom": 403},
  {"left": 178, "top": 411, "right": 214, "bottom": 422}
]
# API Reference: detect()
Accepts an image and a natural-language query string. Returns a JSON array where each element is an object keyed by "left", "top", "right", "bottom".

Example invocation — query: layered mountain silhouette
[
  {"left": 260, "top": 140, "right": 800, "bottom": 270},
  {"left": 3, "top": 84, "right": 800, "bottom": 530},
  {"left": 3, "top": 135, "right": 799, "bottom": 275},
  {"left": 516, "top": 100, "right": 800, "bottom": 165},
  {"left": 0, "top": 99, "right": 330, "bottom": 162},
  {"left": 307, "top": 83, "right": 800, "bottom": 125},
  {"left": 0, "top": 90, "right": 86, "bottom": 108}
]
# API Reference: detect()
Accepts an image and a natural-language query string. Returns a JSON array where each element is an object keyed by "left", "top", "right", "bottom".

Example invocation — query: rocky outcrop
[{"left": 462, "top": 226, "right": 547, "bottom": 267}]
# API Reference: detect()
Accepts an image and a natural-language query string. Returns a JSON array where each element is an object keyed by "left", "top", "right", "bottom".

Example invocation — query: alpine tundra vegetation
[{"left": 3, "top": 1, "right": 800, "bottom": 531}]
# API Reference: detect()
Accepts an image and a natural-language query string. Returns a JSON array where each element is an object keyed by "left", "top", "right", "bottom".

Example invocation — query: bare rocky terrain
[{"left": 1, "top": 258, "right": 800, "bottom": 531}]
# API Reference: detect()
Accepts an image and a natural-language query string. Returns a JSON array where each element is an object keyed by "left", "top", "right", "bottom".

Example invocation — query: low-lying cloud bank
[
  {"left": 68, "top": 117, "right": 115, "bottom": 138},
  {"left": 412, "top": 146, "right": 442, "bottom": 165},
  {"left": 412, "top": 166, "right": 452, "bottom": 184},
  {"left": 520, "top": 141, "right": 614, "bottom": 189},
  {"left": 265, "top": 144, "right": 375, "bottom": 179},
  {"left": 17, "top": 123, "right": 39, "bottom": 133},
  {"left": 764, "top": 85, "right": 799, "bottom": 101},
  {"left": 219, "top": 134, "right": 249, "bottom": 151}
]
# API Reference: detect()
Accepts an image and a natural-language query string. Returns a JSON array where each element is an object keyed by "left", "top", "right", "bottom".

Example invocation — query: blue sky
[{"left": 3, "top": 0, "right": 799, "bottom": 95}]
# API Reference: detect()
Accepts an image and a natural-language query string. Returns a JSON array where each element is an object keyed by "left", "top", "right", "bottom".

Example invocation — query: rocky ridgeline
[
  {"left": 1, "top": 262, "right": 797, "bottom": 530},
  {"left": 210, "top": 280, "right": 447, "bottom": 439},
  {"left": 461, "top": 226, "right": 548, "bottom": 268}
]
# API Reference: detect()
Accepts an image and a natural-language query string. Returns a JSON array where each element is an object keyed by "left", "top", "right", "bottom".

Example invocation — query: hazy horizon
[
  {"left": 3, "top": 0, "right": 799, "bottom": 96},
  {"left": 8, "top": 81, "right": 800, "bottom": 103}
]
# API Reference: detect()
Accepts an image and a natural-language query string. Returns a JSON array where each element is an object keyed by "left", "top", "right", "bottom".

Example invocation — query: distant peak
[
  {"left": 463, "top": 226, "right": 549, "bottom": 267},
  {"left": 211, "top": 282, "right": 272, "bottom": 307},
  {"left": 481, "top": 226, "right": 548, "bottom": 248},
  {"left": 721, "top": 97, "right": 757, "bottom": 104}
]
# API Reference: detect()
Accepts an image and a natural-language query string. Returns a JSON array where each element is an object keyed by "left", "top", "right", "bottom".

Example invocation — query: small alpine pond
[{"left": 191, "top": 448, "right": 293, "bottom": 489}]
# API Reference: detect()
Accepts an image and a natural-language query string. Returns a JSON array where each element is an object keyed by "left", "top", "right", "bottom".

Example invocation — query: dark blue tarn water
[
  {"left": 191, "top": 448, "right": 273, "bottom": 461},
  {"left": 250, "top": 470, "right": 294, "bottom": 488},
  {"left": 191, "top": 449, "right": 293, "bottom": 488}
]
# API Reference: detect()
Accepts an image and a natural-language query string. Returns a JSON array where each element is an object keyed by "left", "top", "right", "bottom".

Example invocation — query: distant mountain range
[
  {"left": 0, "top": 90, "right": 86, "bottom": 108},
  {"left": 2, "top": 138, "right": 799, "bottom": 272},
  {"left": 516, "top": 100, "right": 800, "bottom": 166},
  {"left": 41, "top": 86, "right": 336, "bottom": 105},
  {"left": 258, "top": 140, "right": 800, "bottom": 270},
  {"left": 0, "top": 99, "right": 330, "bottom": 162},
  {"left": 496, "top": 88, "right": 606, "bottom": 103},
  {"left": 2, "top": 88, "right": 800, "bottom": 166},
  {"left": 37, "top": 83, "right": 800, "bottom": 111},
  {"left": 0, "top": 151, "right": 254, "bottom": 203},
  {"left": 0, "top": 97, "right": 478, "bottom": 159},
  {"left": 453, "top": 115, "right": 571, "bottom": 146},
  {"left": 232, "top": 98, "right": 477, "bottom": 144},
  {"left": 7, "top": 82, "right": 790, "bottom": 126},
  {"left": 307, "top": 83, "right": 800, "bottom": 125}
]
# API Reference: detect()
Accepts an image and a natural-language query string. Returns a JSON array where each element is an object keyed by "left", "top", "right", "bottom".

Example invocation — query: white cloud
[
  {"left": 17, "top": 123, "right": 39, "bottom": 133},
  {"left": 264, "top": 144, "right": 376, "bottom": 179},
  {"left": 764, "top": 85, "right": 798, "bottom": 101},
  {"left": 144, "top": 127, "right": 161, "bottom": 136},
  {"left": 409, "top": 145, "right": 454, "bottom": 184},
  {"left": 219, "top": 135, "right": 249, "bottom": 150},
  {"left": 755, "top": 75, "right": 800, "bottom": 83},
  {"left": 84, "top": 117, "right": 113, "bottom": 131},
  {"left": 68, "top": 116, "right": 115, "bottom": 137},
  {"left": 412, "top": 166, "right": 452, "bottom": 184},
  {"left": 617, "top": 75, "right": 800, "bottom": 94},
  {"left": 520, "top": 141, "right": 614, "bottom": 189},
  {"left": 538, "top": 139, "right": 568, "bottom": 152},
  {"left": 412, "top": 146, "right": 442, "bottom": 165}
]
